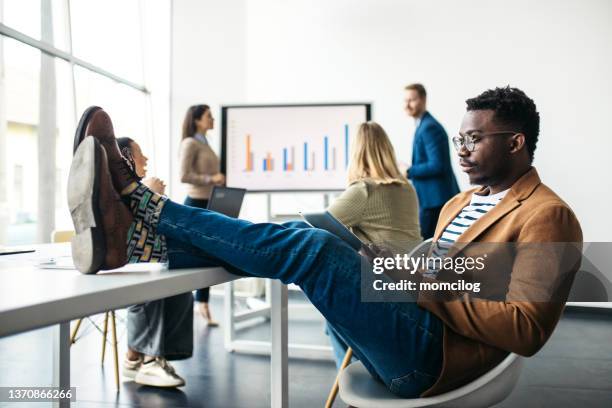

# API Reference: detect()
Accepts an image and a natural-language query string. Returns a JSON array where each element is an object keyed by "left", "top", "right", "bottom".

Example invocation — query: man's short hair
[
  {"left": 404, "top": 83, "right": 427, "bottom": 99},
  {"left": 466, "top": 86, "right": 540, "bottom": 162}
]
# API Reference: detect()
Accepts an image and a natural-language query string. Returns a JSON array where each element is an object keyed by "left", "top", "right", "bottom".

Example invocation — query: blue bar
[
  {"left": 283, "top": 148, "right": 287, "bottom": 171},
  {"left": 304, "top": 142, "right": 308, "bottom": 171},
  {"left": 344, "top": 124, "right": 349, "bottom": 168},
  {"left": 324, "top": 136, "right": 328, "bottom": 170},
  {"left": 263, "top": 158, "right": 267, "bottom": 171}
]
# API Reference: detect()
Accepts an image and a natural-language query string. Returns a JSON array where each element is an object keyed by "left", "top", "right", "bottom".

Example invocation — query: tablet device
[
  {"left": 0, "top": 246, "right": 36, "bottom": 256},
  {"left": 207, "top": 186, "right": 247, "bottom": 218},
  {"left": 300, "top": 211, "right": 366, "bottom": 252}
]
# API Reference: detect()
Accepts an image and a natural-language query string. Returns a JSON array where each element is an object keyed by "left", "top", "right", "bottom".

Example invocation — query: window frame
[{"left": 0, "top": 1, "right": 152, "bottom": 244}]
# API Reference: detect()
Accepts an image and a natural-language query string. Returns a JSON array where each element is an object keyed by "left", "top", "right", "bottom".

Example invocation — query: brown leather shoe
[
  {"left": 68, "top": 136, "right": 133, "bottom": 273},
  {"left": 74, "top": 106, "right": 140, "bottom": 193}
]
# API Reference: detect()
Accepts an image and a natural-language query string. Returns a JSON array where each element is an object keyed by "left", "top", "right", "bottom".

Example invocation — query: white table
[{"left": 0, "top": 243, "right": 289, "bottom": 407}]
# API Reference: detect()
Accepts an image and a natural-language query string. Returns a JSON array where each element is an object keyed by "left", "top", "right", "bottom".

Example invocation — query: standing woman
[{"left": 179, "top": 104, "right": 225, "bottom": 326}]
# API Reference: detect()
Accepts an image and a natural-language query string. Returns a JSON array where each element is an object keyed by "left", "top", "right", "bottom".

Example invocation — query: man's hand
[{"left": 398, "top": 161, "right": 410, "bottom": 178}]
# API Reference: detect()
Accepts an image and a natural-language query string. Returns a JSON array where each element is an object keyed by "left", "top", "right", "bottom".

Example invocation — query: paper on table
[
  {"left": 37, "top": 257, "right": 168, "bottom": 273},
  {"left": 99, "top": 263, "right": 168, "bottom": 273},
  {"left": 37, "top": 256, "right": 75, "bottom": 269}
]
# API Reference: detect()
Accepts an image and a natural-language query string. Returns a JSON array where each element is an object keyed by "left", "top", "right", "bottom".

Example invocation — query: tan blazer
[{"left": 418, "top": 167, "right": 583, "bottom": 397}]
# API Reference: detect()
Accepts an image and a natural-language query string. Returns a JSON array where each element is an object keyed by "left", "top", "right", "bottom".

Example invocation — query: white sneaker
[
  {"left": 122, "top": 355, "right": 143, "bottom": 379},
  {"left": 134, "top": 357, "right": 185, "bottom": 388}
]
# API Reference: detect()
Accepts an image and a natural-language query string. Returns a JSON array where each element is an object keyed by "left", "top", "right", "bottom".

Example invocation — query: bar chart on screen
[{"left": 223, "top": 104, "right": 370, "bottom": 191}]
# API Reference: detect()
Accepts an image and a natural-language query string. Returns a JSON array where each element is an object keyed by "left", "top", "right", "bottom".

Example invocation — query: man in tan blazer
[
  {"left": 415, "top": 86, "right": 583, "bottom": 396},
  {"left": 69, "top": 87, "right": 582, "bottom": 400}
]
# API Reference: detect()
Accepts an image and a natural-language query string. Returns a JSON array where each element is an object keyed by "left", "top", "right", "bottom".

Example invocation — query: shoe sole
[
  {"left": 134, "top": 373, "right": 185, "bottom": 388},
  {"left": 67, "top": 137, "right": 106, "bottom": 274},
  {"left": 73, "top": 106, "right": 102, "bottom": 154},
  {"left": 122, "top": 367, "right": 139, "bottom": 380}
]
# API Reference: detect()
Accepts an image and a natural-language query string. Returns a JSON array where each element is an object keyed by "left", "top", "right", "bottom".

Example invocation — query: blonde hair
[{"left": 347, "top": 122, "right": 406, "bottom": 185}]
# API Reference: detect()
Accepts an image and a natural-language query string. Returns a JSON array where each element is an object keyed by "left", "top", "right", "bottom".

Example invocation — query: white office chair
[{"left": 339, "top": 353, "right": 523, "bottom": 408}]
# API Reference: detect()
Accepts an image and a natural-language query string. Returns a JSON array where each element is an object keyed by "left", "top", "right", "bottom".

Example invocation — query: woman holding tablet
[
  {"left": 179, "top": 104, "right": 225, "bottom": 326},
  {"left": 325, "top": 121, "right": 422, "bottom": 367}
]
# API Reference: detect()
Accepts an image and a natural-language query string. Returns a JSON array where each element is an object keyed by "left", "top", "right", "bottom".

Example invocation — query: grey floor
[{"left": 0, "top": 294, "right": 610, "bottom": 408}]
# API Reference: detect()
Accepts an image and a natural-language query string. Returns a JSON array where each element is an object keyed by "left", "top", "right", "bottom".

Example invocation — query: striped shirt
[{"left": 425, "top": 188, "right": 508, "bottom": 278}]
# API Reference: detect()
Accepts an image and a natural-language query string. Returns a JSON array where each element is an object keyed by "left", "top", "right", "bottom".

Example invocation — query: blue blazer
[{"left": 408, "top": 111, "right": 459, "bottom": 209}]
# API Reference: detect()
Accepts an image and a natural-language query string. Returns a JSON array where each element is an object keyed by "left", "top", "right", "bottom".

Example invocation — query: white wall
[
  {"left": 172, "top": 0, "right": 612, "bottom": 240},
  {"left": 143, "top": 0, "right": 172, "bottom": 190},
  {"left": 170, "top": 0, "right": 246, "bottom": 200}
]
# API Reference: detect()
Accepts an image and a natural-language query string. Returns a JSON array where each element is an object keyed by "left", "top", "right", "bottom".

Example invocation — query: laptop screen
[{"left": 206, "top": 187, "right": 246, "bottom": 218}]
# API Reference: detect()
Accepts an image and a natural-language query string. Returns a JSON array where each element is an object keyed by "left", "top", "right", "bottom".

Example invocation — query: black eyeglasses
[{"left": 452, "top": 131, "right": 519, "bottom": 152}]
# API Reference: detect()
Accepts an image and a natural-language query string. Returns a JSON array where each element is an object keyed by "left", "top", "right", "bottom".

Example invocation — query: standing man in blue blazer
[{"left": 404, "top": 83, "right": 459, "bottom": 239}]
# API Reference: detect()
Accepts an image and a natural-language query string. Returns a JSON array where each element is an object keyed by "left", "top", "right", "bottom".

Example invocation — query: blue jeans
[
  {"left": 183, "top": 196, "right": 211, "bottom": 303},
  {"left": 157, "top": 200, "right": 444, "bottom": 397},
  {"left": 325, "top": 321, "right": 354, "bottom": 370}
]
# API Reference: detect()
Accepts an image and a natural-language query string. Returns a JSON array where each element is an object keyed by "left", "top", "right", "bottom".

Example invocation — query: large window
[
  {"left": 70, "top": 0, "right": 144, "bottom": 84},
  {"left": 0, "top": 0, "right": 169, "bottom": 245},
  {"left": 1, "top": 36, "right": 41, "bottom": 244}
]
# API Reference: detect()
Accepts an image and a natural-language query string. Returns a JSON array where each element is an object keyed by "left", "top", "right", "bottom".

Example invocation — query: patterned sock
[{"left": 123, "top": 183, "right": 168, "bottom": 263}]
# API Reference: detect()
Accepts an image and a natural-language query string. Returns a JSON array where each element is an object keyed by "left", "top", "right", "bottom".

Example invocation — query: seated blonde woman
[{"left": 324, "top": 122, "right": 422, "bottom": 367}]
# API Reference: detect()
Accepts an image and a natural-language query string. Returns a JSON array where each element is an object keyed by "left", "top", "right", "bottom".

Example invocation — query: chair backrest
[
  {"left": 51, "top": 230, "right": 75, "bottom": 243},
  {"left": 568, "top": 269, "right": 611, "bottom": 302}
]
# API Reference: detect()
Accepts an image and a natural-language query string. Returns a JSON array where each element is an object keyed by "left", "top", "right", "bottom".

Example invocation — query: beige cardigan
[
  {"left": 179, "top": 137, "right": 220, "bottom": 200},
  {"left": 327, "top": 179, "right": 422, "bottom": 253}
]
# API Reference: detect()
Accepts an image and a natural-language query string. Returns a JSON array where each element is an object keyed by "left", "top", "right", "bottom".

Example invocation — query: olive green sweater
[{"left": 327, "top": 179, "right": 422, "bottom": 253}]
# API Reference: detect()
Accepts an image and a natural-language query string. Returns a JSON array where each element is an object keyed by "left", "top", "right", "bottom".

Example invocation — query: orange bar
[{"left": 246, "top": 134, "right": 251, "bottom": 171}]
